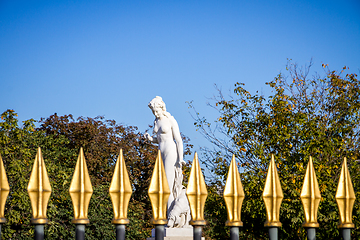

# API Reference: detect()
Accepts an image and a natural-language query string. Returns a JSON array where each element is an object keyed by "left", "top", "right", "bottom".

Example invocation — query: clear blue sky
[{"left": 1, "top": 0, "right": 359, "bottom": 154}]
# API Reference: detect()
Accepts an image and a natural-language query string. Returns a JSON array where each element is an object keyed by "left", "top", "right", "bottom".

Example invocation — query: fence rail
[{"left": 0, "top": 147, "right": 356, "bottom": 240}]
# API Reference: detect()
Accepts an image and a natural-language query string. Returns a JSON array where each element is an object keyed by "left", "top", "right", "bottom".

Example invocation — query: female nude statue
[{"left": 144, "top": 96, "right": 187, "bottom": 221}]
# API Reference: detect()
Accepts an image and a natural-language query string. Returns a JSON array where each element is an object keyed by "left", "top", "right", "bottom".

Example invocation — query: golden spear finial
[
  {"left": 69, "top": 147, "right": 93, "bottom": 224},
  {"left": 300, "top": 156, "right": 321, "bottom": 228},
  {"left": 262, "top": 154, "right": 283, "bottom": 227},
  {"left": 27, "top": 147, "right": 52, "bottom": 224},
  {"left": 109, "top": 149, "right": 132, "bottom": 224},
  {"left": 148, "top": 150, "right": 170, "bottom": 225},
  {"left": 224, "top": 154, "right": 245, "bottom": 227},
  {"left": 187, "top": 152, "right": 208, "bottom": 226},
  {"left": 336, "top": 157, "right": 356, "bottom": 228},
  {"left": 0, "top": 153, "right": 9, "bottom": 223}
]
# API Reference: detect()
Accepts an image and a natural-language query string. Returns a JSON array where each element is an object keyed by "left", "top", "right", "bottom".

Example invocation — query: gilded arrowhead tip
[
  {"left": 109, "top": 149, "right": 132, "bottom": 225},
  {"left": 27, "top": 147, "right": 52, "bottom": 224},
  {"left": 224, "top": 155, "right": 245, "bottom": 227},
  {"left": 186, "top": 152, "right": 208, "bottom": 226},
  {"left": 148, "top": 150, "right": 170, "bottom": 225},
  {"left": 262, "top": 154, "right": 283, "bottom": 227},
  {"left": 69, "top": 147, "right": 93, "bottom": 224}
]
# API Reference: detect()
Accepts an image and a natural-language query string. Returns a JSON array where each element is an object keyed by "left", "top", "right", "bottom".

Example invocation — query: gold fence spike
[
  {"left": 186, "top": 152, "right": 208, "bottom": 226},
  {"left": 224, "top": 155, "right": 245, "bottom": 227},
  {"left": 262, "top": 154, "right": 283, "bottom": 227},
  {"left": 0, "top": 153, "right": 9, "bottom": 224},
  {"left": 109, "top": 149, "right": 132, "bottom": 224},
  {"left": 69, "top": 147, "right": 93, "bottom": 224},
  {"left": 27, "top": 147, "right": 52, "bottom": 224},
  {"left": 336, "top": 157, "right": 356, "bottom": 228},
  {"left": 148, "top": 150, "right": 170, "bottom": 225},
  {"left": 300, "top": 156, "right": 321, "bottom": 228}
]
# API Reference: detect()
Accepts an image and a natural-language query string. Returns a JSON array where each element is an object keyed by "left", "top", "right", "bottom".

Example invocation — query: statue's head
[{"left": 148, "top": 96, "right": 169, "bottom": 118}]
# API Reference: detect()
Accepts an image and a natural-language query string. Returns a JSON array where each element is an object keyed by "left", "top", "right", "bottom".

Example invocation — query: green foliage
[
  {"left": 190, "top": 61, "right": 360, "bottom": 239},
  {"left": 202, "top": 180, "right": 228, "bottom": 240},
  {"left": 0, "top": 110, "right": 159, "bottom": 239},
  {"left": 0, "top": 109, "right": 52, "bottom": 239}
]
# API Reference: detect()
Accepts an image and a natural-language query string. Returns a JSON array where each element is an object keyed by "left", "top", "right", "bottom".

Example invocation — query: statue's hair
[
  {"left": 148, "top": 96, "right": 166, "bottom": 111},
  {"left": 148, "top": 96, "right": 171, "bottom": 117}
]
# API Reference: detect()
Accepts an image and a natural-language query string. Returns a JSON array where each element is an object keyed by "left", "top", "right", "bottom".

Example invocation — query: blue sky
[{"left": 1, "top": 0, "right": 359, "bottom": 156}]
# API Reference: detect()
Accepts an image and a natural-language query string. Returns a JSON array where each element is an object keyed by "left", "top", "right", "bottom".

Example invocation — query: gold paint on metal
[
  {"left": 27, "top": 147, "right": 52, "bottom": 225},
  {"left": 336, "top": 157, "right": 356, "bottom": 229},
  {"left": 0, "top": 153, "right": 9, "bottom": 224},
  {"left": 109, "top": 149, "right": 132, "bottom": 225},
  {"left": 300, "top": 156, "right": 321, "bottom": 228},
  {"left": 262, "top": 154, "right": 283, "bottom": 227},
  {"left": 148, "top": 150, "right": 170, "bottom": 225},
  {"left": 224, "top": 155, "right": 245, "bottom": 227},
  {"left": 69, "top": 147, "right": 93, "bottom": 224},
  {"left": 186, "top": 152, "right": 208, "bottom": 226}
]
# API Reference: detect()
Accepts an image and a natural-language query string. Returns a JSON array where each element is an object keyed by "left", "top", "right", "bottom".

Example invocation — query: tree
[
  {"left": 0, "top": 109, "right": 70, "bottom": 239},
  {"left": 39, "top": 113, "right": 162, "bottom": 239},
  {"left": 0, "top": 111, "right": 159, "bottom": 239},
  {"left": 190, "top": 61, "right": 360, "bottom": 239}
]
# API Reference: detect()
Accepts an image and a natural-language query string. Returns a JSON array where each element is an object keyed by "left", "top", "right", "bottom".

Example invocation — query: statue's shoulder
[
  {"left": 169, "top": 116, "right": 181, "bottom": 131},
  {"left": 169, "top": 115, "right": 178, "bottom": 124}
]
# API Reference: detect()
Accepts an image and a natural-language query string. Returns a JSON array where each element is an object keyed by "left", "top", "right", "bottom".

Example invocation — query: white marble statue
[
  {"left": 145, "top": 96, "right": 191, "bottom": 228},
  {"left": 167, "top": 187, "right": 191, "bottom": 228}
]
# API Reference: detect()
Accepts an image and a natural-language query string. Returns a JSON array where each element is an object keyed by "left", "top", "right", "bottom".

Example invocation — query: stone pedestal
[{"left": 146, "top": 227, "right": 204, "bottom": 240}]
